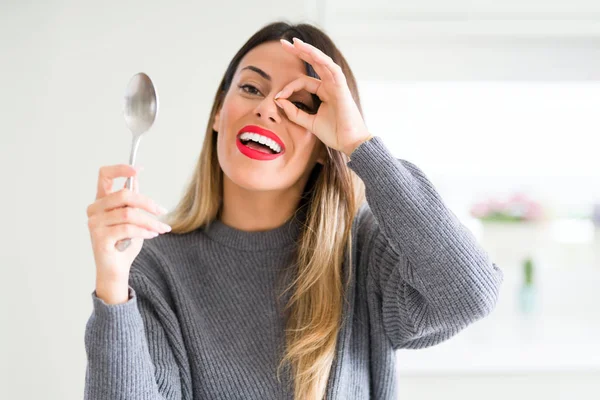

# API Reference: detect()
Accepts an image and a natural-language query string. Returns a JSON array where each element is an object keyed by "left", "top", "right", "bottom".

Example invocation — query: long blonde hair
[{"left": 165, "top": 22, "right": 366, "bottom": 399}]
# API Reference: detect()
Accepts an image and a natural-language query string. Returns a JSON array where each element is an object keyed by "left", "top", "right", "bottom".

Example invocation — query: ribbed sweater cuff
[{"left": 90, "top": 287, "right": 144, "bottom": 335}]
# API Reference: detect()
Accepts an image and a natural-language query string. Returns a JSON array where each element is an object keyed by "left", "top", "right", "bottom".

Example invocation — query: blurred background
[{"left": 1, "top": 0, "right": 599, "bottom": 399}]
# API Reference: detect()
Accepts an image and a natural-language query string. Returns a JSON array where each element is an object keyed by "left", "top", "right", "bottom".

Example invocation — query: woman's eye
[
  {"left": 239, "top": 84, "right": 261, "bottom": 95},
  {"left": 293, "top": 101, "right": 314, "bottom": 113},
  {"left": 239, "top": 84, "right": 315, "bottom": 113}
]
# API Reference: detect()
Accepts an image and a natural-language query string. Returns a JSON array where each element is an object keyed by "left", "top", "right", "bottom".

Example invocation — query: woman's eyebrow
[{"left": 240, "top": 65, "right": 271, "bottom": 81}]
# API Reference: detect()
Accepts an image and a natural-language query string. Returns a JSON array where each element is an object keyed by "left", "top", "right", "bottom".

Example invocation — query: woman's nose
[{"left": 254, "top": 96, "right": 282, "bottom": 123}]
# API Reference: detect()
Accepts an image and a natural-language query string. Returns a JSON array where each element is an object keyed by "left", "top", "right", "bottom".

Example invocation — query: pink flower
[
  {"left": 492, "top": 199, "right": 507, "bottom": 211},
  {"left": 470, "top": 203, "right": 490, "bottom": 218},
  {"left": 470, "top": 193, "right": 544, "bottom": 221},
  {"left": 524, "top": 202, "right": 543, "bottom": 221}
]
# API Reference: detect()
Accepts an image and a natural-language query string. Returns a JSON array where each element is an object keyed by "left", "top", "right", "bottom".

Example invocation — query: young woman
[{"left": 84, "top": 21, "right": 503, "bottom": 400}]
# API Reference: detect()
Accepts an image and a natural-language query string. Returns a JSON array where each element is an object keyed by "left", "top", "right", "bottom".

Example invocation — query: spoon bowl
[
  {"left": 124, "top": 73, "right": 158, "bottom": 135},
  {"left": 115, "top": 72, "right": 158, "bottom": 252}
]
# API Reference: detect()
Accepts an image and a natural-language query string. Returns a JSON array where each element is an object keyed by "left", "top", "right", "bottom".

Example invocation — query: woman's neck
[{"left": 220, "top": 175, "right": 305, "bottom": 232}]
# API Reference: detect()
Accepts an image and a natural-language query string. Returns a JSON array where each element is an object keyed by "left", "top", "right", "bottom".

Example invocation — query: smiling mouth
[
  {"left": 240, "top": 140, "right": 277, "bottom": 154},
  {"left": 238, "top": 132, "right": 282, "bottom": 154}
]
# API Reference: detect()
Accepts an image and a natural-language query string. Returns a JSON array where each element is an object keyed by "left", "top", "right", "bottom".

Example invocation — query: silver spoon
[{"left": 115, "top": 72, "right": 159, "bottom": 252}]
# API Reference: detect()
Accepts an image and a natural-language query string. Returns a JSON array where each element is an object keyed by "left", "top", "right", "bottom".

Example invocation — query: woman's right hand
[{"left": 87, "top": 164, "right": 171, "bottom": 303}]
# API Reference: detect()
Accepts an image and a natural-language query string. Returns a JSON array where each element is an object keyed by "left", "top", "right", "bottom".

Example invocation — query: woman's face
[{"left": 213, "top": 41, "right": 325, "bottom": 193}]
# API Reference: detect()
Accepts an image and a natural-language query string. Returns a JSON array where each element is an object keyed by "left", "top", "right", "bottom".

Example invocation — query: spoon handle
[
  {"left": 115, "top": 135, "right": 142, "bottom": 252},
  {"left": 115, "top": 176, "right": 135, "bottom": 251}
]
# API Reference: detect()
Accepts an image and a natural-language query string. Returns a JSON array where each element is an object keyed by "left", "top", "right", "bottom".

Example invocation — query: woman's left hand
[{"left": 275, "top": 37, "right": 372, "bottom": 157}]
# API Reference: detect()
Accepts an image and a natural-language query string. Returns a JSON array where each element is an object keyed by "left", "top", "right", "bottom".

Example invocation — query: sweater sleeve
[
  {"left": 84, "top": 271, "right": 183, "bottom": 399},
  {"left": 347, "top": 136, "right": 504, "bottom": 350}
]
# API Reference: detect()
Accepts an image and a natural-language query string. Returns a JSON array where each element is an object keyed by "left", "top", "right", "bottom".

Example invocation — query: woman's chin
[{"left": 224, "top": 168, "right": 287, "bottom": 192}]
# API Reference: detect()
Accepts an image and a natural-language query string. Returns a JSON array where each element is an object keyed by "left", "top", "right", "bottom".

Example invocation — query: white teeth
[{"left": 239, "top": 132, "right": 282, "bottom": 153}]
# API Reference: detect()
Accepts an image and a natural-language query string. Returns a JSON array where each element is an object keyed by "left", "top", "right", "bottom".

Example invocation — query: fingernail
[
  {"left": 274, "top": 99, "right": 283, "bottom": 109},
  {"left": 292, "top": 37, "right": 302, "bottom": 44},
  {"left": 274, "top": 91, "right": 283, "bottom": 99}
]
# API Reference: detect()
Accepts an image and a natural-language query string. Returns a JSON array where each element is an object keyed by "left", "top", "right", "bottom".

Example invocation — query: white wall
[{"left": 359, "top": 81, "right": 600, "bottom": 217}]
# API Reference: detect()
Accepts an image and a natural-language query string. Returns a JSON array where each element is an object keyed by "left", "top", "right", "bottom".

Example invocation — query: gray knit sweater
[{"left": 84, "top": 136, "right": 503, "bottom": 399}]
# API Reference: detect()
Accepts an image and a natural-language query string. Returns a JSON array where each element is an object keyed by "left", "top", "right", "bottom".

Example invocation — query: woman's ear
[
  {"left": 212, "top": 109, "right": 221, "bottom": 132},
  {"left": 315, "top": 142, "right": 327, "bottom": 165}
]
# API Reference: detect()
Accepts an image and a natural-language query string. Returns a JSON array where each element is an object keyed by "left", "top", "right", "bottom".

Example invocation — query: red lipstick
[{"left": 236, "top": 125, "right": 286, "bottom": 161}]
